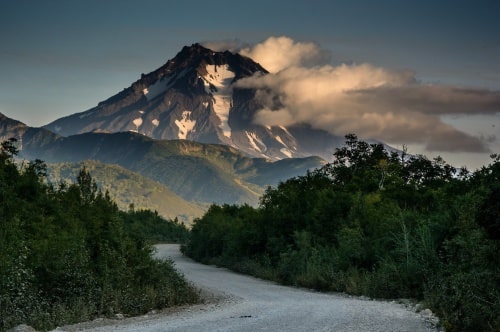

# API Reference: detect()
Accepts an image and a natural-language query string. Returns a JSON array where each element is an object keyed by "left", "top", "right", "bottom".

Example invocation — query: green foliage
[
  {"left": 184, "top": 134, "right": 500, "bottom": 331},
  {"left": 120, "top": 209, "right": 190, "bottom": 243},
  {"left": 0, "top": 145, "right": 198, "bottom": 331},
  {"left": 184, "top": 204, "right": 263, "bottom": 262}
]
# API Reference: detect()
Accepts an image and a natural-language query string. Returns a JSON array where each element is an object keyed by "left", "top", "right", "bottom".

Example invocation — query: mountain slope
[
  {"left": 1, "top": 113, "right": 324, "bottom": 207},
  {"left": 0, "top": 112, "right": 60, "bottom": 151},
  {"left": 46, "top": 161, "right": 206, "bottom": 223},
  {"left": 19, "top": 130, "right": 324, "bottom": 205},
  {"left": 43, "top": 44, "right": 345, "bottom": 161}
]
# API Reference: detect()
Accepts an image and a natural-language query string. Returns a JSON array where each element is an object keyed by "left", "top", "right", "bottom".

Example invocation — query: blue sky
[{"left": 1, "top": 0, "right": 499, "bottom": 169}]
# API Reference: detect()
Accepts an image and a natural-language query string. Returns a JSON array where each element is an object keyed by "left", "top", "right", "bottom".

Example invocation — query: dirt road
[{"left": 64, "top": 244, "right": 439, "bottom": 331}]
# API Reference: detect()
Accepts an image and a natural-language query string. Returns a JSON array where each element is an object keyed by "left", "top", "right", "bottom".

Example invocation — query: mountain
[
  {"left": 44, "top": 43, "right": 344, "bottom": 161},
  {"left": 0, "top": 112, "right": 60, "bottom": 151},
  {"left": 1, "top": 113, "right": 324, "bottom": 207},
  {"left": 25, "top": 131, "right": 324, "bottom": 204},
  {"left": 46, "top": 161, "right": 206, "bottom": 224}
]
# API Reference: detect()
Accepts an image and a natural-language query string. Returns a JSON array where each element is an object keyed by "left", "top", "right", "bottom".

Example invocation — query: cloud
[
  {"left": 239, "top": 36, "right": 331, "bottom": 73},
  {"left": 234, "top": 37, "right": 500, "bottom": 153},
  {"left": 351, "top": 86, "right": 500, "bottom": 115}
]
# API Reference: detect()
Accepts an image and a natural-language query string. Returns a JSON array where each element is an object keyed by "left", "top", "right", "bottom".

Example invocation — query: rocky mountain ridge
[{"left": 44, "top": 43, "right": 344, "bottom": 161}]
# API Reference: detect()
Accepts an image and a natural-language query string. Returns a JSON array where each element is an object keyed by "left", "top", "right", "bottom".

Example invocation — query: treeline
[
  {"left": 183, "top": 134, "right": 500, "bottom": 332},
  {"left": 0, "top": 139, "right": 197, "bottom": 331},
  {"left": 120, "top": 208, "right": 190, "bottom": 243}
]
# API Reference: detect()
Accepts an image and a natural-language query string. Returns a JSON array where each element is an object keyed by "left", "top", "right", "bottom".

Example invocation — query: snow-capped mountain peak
[{"left": 43, "top": 43, "right": 344, "bottom": 161}]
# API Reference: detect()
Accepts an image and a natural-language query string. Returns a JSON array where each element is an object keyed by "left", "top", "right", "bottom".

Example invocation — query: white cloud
[
  {"left": 239, "top": 36, "right": 331, "bottom": 73},
  {"left": 234, "top": 36, "right": 500, "bottom": 153}
]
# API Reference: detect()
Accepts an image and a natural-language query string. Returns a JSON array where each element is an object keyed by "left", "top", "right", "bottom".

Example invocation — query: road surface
[{"left": 62, "top": 244, "right": 440, "bottom": 331}]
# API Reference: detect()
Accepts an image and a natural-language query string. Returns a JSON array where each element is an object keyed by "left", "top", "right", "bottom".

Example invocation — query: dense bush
[
  {"left": 0, "top": 139, "right": 198, "bottom": 331},
  {"left": 120, "top": 208, "right": 190, "bottom": 243},
  {"left": 184, "top": 134, "right": 500, "bottom": 331}
]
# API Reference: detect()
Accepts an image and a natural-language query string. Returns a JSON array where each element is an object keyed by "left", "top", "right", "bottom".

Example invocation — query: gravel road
[{"left": 61, "top": 244, "right": 440, "bottom": 332}]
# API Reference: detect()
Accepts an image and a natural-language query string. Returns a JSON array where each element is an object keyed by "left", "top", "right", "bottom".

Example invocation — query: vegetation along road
[{"left": 66, "top": 244, "right": 439, "bottom": 332}]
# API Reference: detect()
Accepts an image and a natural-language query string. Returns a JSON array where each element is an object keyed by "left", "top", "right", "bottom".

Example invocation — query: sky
[{"left": 1, "top": 0, "right": 499, "bottom": 170}]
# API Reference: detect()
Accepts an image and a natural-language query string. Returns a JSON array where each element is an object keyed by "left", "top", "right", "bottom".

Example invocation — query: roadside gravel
[{"left": 58, "top": 244, "right": 441, "bottom": 332}]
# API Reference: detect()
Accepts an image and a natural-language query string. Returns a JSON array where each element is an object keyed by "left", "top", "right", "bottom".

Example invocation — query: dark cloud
[
  {"left": 351, "top": 86, "right": 500, "bottom": 115},
  {"left": 425, "top": 126, "right": 490, "bottom": 152}
]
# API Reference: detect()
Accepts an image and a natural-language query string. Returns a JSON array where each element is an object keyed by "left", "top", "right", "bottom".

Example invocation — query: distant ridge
[
  {"left": 46, "top": 160, "right": 206, "bottom": 224},
  {"left": 1, "top": 113, "right": 325, "bottom": 210}
]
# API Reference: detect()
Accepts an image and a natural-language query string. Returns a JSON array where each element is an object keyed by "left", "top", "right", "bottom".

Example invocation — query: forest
[
  {"left": 183, "top": 134, "right": 500, "bottom": 332},
  {"left": 0, "top": 138, "right": 197, "bottom": 331}
]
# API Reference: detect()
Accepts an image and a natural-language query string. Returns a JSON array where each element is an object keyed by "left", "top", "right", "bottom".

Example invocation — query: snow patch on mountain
[
  {"left": 275, "top": 136, "right": 288, "bottom": 149},
  {"left": 202, "top": 65, "right": 234, "bottom": 138},
  {"left": 152, "top": 119, "right": 160, "bottom": 127},
  {"left": 280, "top": 148, "right": 293, "bottom": 158},
  {"left": 143, "top": 69, "right": 188, "bottom": 101},
  {"left": 279, "top": 125, "right": 292, "bottom": 136},
  {"left": 275, "top": 135, "right": 294, "bottom": 158},
  {"left": 275, "top": 135, "right": 286, "bottom": 147},
  {"left": 275, "top": 134, "right": 295, "bottom": 150},
  {"left": 175, "top": 111, "right": 196, "bottom": 139},
  {"left": 277, "top": 126, "right": 298, "bottom": 150},
  {"left": 143, "top": 77, "right": 172, "bottom": 101},
  {"left": 245, "top": 131, "right": 267, "bottom": 153},
  {"left": 133, "top": 117, "right": 143, "bottom": 129}
]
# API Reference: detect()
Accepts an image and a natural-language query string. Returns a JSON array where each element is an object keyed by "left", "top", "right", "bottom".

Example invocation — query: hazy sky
[{"left": 1, "top": 0, "right": 499, "bottom": 169}]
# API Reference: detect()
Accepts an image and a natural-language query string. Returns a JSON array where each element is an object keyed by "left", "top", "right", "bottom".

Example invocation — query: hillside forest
[
  {"left": 0, "top": 138, "right": 197, "bottom": 331},
  {"left": 183, "top": 134, "right": 500, "bottom": 332}
]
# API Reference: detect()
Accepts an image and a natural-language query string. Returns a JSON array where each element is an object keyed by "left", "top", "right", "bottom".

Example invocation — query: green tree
[{"left": 0, "top": 143, "right": 198, "bottom": 331}]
